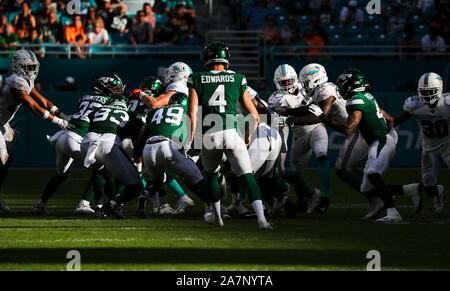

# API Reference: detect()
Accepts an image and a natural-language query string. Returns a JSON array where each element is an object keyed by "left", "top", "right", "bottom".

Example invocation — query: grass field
[{"left": 0, "top": 168, "right": 449, "bottom": 271}]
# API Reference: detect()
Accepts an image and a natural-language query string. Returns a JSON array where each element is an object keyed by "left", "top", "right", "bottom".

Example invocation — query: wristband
[
  {"left": 42, "top": 110, "right": 50, "bottom": 120},
  {"left": 50, "top": 106, "right": 58, "bottom": 114},
  {"left": 138, "top": 92, "right": 146, "bottom": 101}
]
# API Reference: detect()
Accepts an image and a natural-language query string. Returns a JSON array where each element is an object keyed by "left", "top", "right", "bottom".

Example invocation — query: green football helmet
[
  {"left": 335, "top": 68, "right": 368, "bottom": 100},
  {"left": 168, "top": 92, "right": 188, "bottom": 106},
  {"left": 203, "top": 41, "right": 230, "bottom": 69},
  {"left": 92, "top": 73, "right": 125, "bottom": 97},
  {"left": 140, "top": 76, "right": 164, "bottom": 96}
]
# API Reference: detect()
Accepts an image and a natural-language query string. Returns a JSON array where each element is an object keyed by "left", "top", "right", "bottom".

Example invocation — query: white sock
[
  {"left": 136, "top": 162, "right": 142, "bottom": 173},
  {"left": 252, "top": 200, "right": 267, "bottom": 224},
  {"left": 213, "top": 201, "right": 222, "bottom": 220}
]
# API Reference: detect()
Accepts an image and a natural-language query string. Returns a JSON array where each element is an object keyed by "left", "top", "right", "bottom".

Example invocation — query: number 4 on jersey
[{"left": 209, "top": 84, "right": 226, "bottom": 113}]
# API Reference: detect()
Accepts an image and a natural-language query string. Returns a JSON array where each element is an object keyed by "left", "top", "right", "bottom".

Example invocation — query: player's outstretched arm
[
  {"left": 326, "top": 110, "right": 362, "bottom": 136},
  {"left": 29, "top": 88, "right": 69, "bottom": 119},
  {"left": 381, "top": 109, "right": 395, "bottom": 129},
  {"left": 188, "top": 87, "right": 199, "bottom": 142},
  {"left": 393, "top": 111, "right": 412, "bottom": 127},
  {"left": 12, "top": 88, "right": 68, "bottom": 129}
]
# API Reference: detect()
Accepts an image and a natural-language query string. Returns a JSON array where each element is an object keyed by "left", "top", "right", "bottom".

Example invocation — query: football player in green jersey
[
  {"left": 133, "top": 93, "right": 210, "bottom": 219},
  {"left": 187, "top": 41, "right": 272, "bottom": 229},
  {"left": 128, "top": 76, "right": 194, "bottom": 215},
  {"left": 32, "top": 74, "right": 116, "bottom": 215},
  {"left": 312, "top": 69, "right": 403, "bottom": 223},
  {"left": 80, "top": 74, "right": 142, "bottom": 219}
]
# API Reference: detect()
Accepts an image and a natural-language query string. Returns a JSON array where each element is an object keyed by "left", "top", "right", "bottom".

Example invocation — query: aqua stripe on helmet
[
  {"left": 281, "top": 64, "right": 286, "bottom": 77},
  {"left": 424, "top": 72, "right": 430, "bottom": 86}
]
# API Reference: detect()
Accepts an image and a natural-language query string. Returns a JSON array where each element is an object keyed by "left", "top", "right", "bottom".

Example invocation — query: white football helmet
[
  {"left": 163, "top": 62, "right": 192, "bottom": 85},
  {"left": 11, "top": 49, "right": 40, "bottom": 81},
  {"left": 418, "top": 72, "right": 443, "bottom": 107},
  {"left": 273, "top": 64, "right": 300, "bottom": 94},
  {"left": 298, "top": 63, "right": 328, "bottom": 96}
]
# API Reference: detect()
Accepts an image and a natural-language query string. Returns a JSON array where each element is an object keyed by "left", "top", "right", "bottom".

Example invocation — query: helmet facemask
[
  {"left": 419, "top": 87, "right": 441, "bottom": 107},
  {"left": 276, "top": 78, "right": 298, "bottom": 94}
]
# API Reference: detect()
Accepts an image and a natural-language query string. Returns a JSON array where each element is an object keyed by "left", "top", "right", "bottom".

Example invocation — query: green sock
[
  {"left": 41, "top": 175, "right": 68, "bottom": 202},
  {"left": 317, "top": 159, "right": 331, "bottom": 198},
  {"left": 284, "top": 167, "right": 314, "bottom": 198},
  {"left": 239, "top": 173, "right": 262, "bottom": 202},
  {"left": 82, "top": 174, "right": 96, "bottom": 201},
  {"left": 336, "top": 169, "right": 363, "bottom": 192},
  {"left": 165, "top": 173, "right": 186, "bottom": 198},
  {"left": 206, "top": 172, "right": 221, "bottom": 203},
  {"left": 187, "top": 179, "right": 209, "bottom": 202},
  {"left": 368, "top": 173, "right": 394, "bottom": 208}
]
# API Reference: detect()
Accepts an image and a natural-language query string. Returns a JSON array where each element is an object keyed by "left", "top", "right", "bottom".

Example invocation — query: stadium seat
[
  {"left": 44, "top": 43, "right": 68, "bottom": 58},
  {"left": 269, "top": 6, "right": 288, "bottom": 16},
  {"left": 31, "top": 1, "right": 41, "bottom": 12},
  {"left": 7, "top": 12, "right": 19, "bottom": 23},
  {"left": 110, "top": 32, "right": 129, "bottom": 44},
  {"left": 414, "top": 24, "right": 429, "bottom": 34},
  {"left": 344, "top": 25, "right": 364, "bottom": 35},
  {"left": 178, "top": 34, "right": 201, "bottom": 45},
  {"left": 155, "top": 14, "right": 169, "bottom": 25},
  {"left": 410, "top": 14, "right": 424, "bottom": 24},
  {"left": 60, "top": 16, "right": 72, "bottom": 26},
  {"left": 367, "top": 24, "right": 385, "bottom": 35},
  {"left": 297, "top": 15, "right": 310, "bottom": 25},
  {"left": 277, "top": 15, "right": 287, "bottom": 28},
  {"left": 365, "top": 15, "right": 383, "bottom": 25},
  {"left": 347, "top": 33, "right": 370, "bottom": 45},
  {"left": 324, "top": 25, "right": 342, "bottom": 35}
]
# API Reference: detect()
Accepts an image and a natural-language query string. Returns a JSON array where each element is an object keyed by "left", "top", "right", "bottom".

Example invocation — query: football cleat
[
  {"left": 173, "top": 195, "right": 195, "bottom": 215},
  {"left": 259, "top": 221, "right": 274, "bottom": 230},
  {"left": 306, "top": 188, "right": 321, "bottom": 213},
  {"left": 94, "top": 205, "right": 106, "bottom": 218},
  {"left": 403, "top": 183, "right": 423, "bottom": 213},
  {"left": 32, "top": 203, "right": 48, "bottom": 214},
  {"left": 227, "top": 199, "right": 250, "bottom": 216},
  {"left": 0, "top": 196, "right": 11, "bottom": 213},
  {"left": 136, "top": 195, "right": 147, "bottom": 219},
  {"left": 101, "top": 201, "right": 125, "bottom": 219},
  {"left": 74, "top": 200, "right": 95, "bottom": 215},
  {"left": 376, "top": 208, "right": 403, "bottom": 223},
  {"left": 362, "top": 197, "right": 384, "bottom": 220},
  {"left": 158, "top": 203, "right": 175, "bottom": 215},
  {"left": 204, "top": 211, "right": 224, "bottom": 227},
  {"left": 433, "top": 185, "right": 445, "bottom": 213},
  {"left": 315, "top": 197, "right": 330, "bottom": 214}
]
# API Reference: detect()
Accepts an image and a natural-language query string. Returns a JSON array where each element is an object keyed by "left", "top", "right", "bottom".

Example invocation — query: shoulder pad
[
  {"left": 226, "top": 70, "right": 236, "bottom": 74},
  {"left": 166, "top": 82, "right": 188, "bottom": 96},
  {"left": 443, "top": 93, "right": 450, "bottom": 106},
  {"left": 6, "top": 74, "right": 31, "bottom": 92},
  {"left": 314, "top": 82, "right": 339, "bottom": 102},
  {"left": 403, "top": 96, "right": 422, "bottom": 113},
  {"left": 268, "top": 91, "right": 283, "bottom": 107},
  {"left": 246, "top": 86, "right": 258, "bottom": 99},
  {"left": 346, "top": 97, "right": 365, "bottom": 107}
]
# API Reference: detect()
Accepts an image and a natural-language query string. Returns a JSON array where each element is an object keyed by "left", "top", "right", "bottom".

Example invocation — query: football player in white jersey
[
  {"left": 395, "top": 72, "right": 449, "bottom": 213},
  {"left": 0, "top": 50, "right": 69, "bottom": 212},
  {"left": 133, "top": 62, "right": 192, "bottom": 109},
  {"left": 244, "top": 86, "right": 297, "bottom": 217},
  {"left": 268, "top": 64, "right": 322, "bottom": 213}
]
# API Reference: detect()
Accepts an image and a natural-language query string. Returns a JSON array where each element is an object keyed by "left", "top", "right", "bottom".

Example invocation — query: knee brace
[{"left": 422, "top": 174, "right": 437, "bottom": 188}]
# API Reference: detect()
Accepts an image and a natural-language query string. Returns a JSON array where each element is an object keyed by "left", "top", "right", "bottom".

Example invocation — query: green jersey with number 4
[
  {"left": 346, "top": 92, "right": 389, "bottom": 145},
  {"left": 69, "top": 94, "right": 112, "bottom": 137},
  {"left": 87, "top": 95, "right": 130, "bottom": 135},
  {"left": 188, "top": 70, "right": 247, "bottom": 133},
  {"left": 146, "top": 98, "right": 187, "bottom": 145}
]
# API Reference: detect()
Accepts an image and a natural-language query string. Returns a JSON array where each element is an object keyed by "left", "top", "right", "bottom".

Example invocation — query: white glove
[
  {"left": 308, "top": 104, "right": 324, "bottom": 117},
  {"left": 183, "top": 140, "right": 192, "bottom": 158},
  {"left": 52, "top": 117, "right": 69, "bottom": 130}
]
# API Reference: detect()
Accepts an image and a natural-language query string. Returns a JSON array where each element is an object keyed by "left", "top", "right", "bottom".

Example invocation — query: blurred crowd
[
  {"left": 0, "top": 0, "right": 200, "bottom": 58},
  {"left": 228, "top": 0, "right": 449, "bottom": 57}
]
